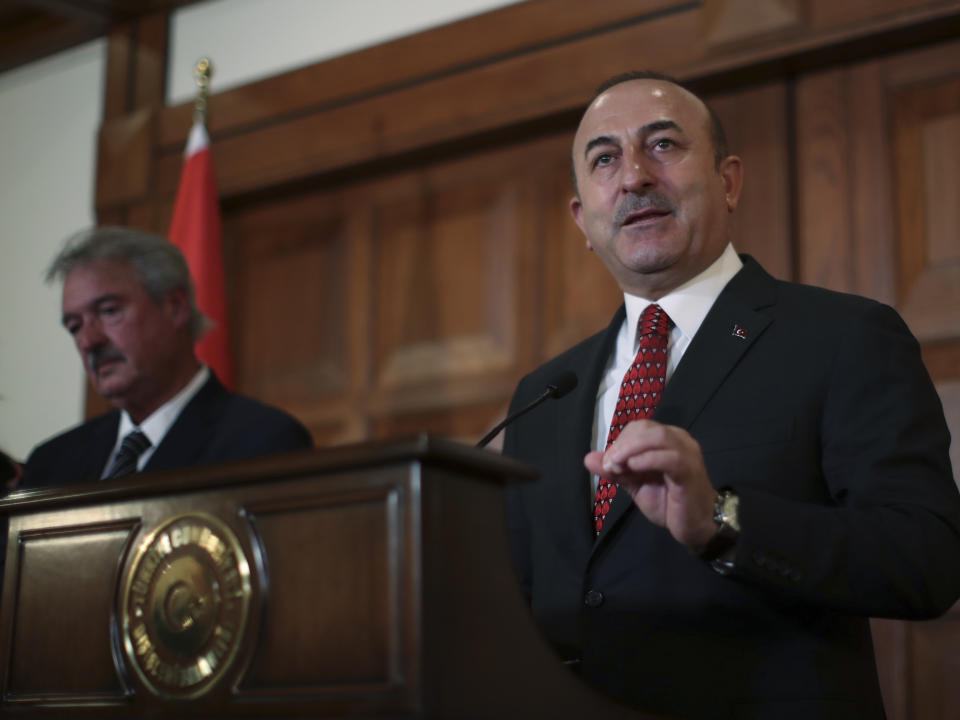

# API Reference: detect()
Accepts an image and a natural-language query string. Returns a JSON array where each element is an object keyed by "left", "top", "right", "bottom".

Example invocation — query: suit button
[
  {"left": 584, "top": 590, "right": 604, "bottom": 608},
  {"left": 752, "top": 551, "right": 767, "bottom": 568}
]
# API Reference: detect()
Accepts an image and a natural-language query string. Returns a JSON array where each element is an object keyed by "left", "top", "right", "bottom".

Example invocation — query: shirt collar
[
  {"left": 622, "top": 243, "right": 743, "bottom": 350},
  {"left": 117, "top": 366, "right": 210, "bottom": 447}
]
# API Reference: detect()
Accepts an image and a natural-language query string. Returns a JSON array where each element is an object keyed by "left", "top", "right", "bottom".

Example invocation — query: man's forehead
[
  {"left": 574, "top": 79, "right": 704, "bottom": 147},
  {"left": 62, "top": 258, "right": 140, "bottom": 303},
  {"left": 65, "top": 257, "right": 136, "bottom": 283}
]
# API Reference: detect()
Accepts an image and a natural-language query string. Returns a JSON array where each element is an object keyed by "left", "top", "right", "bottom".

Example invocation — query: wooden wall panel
[
  {"left": 708, "top": 81, "right": 793, "bottom": 280},
  {"left": 95, "top": 109, "right": 156, "bottom": 211},
  {"left": 370, "top": 171, "right": 518, "bottom": 394},
  {"left": 846, "top": 60, "right": 897, "bottom": 305},
  {"left": 364, "top": 145, "right": 538, "bottom": 434},
  {"left": 796, "top": 70, "right": 856, "bottom": 292},
  {"left": 701, "top": 0, "right": 803, "bottom": 48},
  {"left": 809, "top": 0, "right": 944, "bottom": 28},
  {"left": 894, "top": 75, "right": 960, "bottom": 343},
  {"left": 225, "top": 191, "right": 367, "bottom": 446},
  {"left": 794, "top": 37, "right": 960, "bottom": 720}
]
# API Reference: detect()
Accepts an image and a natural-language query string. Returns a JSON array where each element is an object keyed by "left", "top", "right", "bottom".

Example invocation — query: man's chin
[
  {"left": 620, "top": 248, "right": 682, "bottom": 277},
  {"left": 91, "top": 373, "right": 132, "bottom": 403}
]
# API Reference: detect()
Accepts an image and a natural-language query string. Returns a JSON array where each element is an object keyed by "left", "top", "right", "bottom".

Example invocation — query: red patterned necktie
[{"left": 593, "top": 303, "right": 673, "bottom": 534}]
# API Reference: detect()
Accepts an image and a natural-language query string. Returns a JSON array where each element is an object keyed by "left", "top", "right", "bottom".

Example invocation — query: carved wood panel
[
  {"left": 224, "top": 190, "right": 369, "bottom": 447},
  {"left": 708, "top": 81, "right": 793, "bottom": 281},
  {"left": 795, "top": 37, "right": 960, "bottom": 720},
  {"left": 893, "top": 74, "right": 960, "bottom": 345}
]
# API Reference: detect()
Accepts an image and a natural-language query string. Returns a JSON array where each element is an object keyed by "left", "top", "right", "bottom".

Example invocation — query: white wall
[
  {"left": 0, "top": 0, "right": 522, "bottom": 461},
  {"left": 168, "top": 0, "right": 522, "bottom": 105},
  {"left": 0, "top": 40, "right": 106, "bottom": 460}
]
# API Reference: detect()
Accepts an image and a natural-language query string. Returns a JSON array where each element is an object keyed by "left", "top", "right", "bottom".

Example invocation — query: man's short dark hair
[
  {"left": 46, "top": 226, "right": 210, "bottom": 340},
  {"left": 571, "top": 70, "right": 730, "bottom": 195}
]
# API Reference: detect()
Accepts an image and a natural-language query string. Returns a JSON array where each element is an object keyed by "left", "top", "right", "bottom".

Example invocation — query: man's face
[
  {"left": 570, "top": 79, "right": 742, "bottom": 298},
  {"left": 61, "top": 259, "right": 189, "bottom": 417}
]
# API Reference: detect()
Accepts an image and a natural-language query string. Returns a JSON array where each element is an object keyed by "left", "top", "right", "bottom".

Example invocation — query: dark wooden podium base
[{"left": 0, "top": 436, "right": 661, "bottom": 719}]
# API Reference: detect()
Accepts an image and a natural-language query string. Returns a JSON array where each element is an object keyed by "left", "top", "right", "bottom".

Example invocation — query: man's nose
[
  {"left": 74, "top": 318, "right": 106, "bottom": 353},
  {"left": 621, "top": 150, "right": 655, "bottom": 192}
]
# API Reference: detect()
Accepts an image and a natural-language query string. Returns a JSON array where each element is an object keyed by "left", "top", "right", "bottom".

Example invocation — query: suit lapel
[
  {"left": 145, "top": 375, "right": 229, "bottom": 472},
  {"left": 549, "top": 307, "right": 626, "bottom": 558},
  {"left": 656, "top": 257, "right": 777, "bottom": 431},
  {"left": 594, "top": 257, "right": 778, "bottom": 544}
]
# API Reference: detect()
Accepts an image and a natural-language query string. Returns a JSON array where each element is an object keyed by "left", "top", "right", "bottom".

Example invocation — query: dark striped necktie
[{"left": 104, "top": 429, "right": 152, "bottom": 479}]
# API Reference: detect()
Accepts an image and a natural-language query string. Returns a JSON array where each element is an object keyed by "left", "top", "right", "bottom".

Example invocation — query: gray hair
[{"left": 46, "top": 226, "right": 211, "bottom": 339}]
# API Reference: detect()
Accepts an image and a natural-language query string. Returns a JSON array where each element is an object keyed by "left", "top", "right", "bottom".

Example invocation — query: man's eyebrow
[
  {"left": 583, "top": 135, "right": 619, "bottom": 158},
  {"left": 642, "top": 119, "right": 681, "bottom": 135}
]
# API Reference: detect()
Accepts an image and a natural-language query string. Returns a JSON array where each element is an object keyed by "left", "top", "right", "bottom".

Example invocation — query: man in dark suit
[
  {"left": 19, "top": 226, "right": 312, "bottom": 488},
  {"left": 503, "top": 72, "right": 960, "bottom": 719}
]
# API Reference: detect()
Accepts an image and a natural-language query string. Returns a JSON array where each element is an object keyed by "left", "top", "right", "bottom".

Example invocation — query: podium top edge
[{"left": 0, "top": 434, "right": 538, "bottom": 512}]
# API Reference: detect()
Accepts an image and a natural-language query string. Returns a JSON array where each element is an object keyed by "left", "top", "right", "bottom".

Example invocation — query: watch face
[{"left": 723, "top": 494, "right": 741, "bottom": 533}]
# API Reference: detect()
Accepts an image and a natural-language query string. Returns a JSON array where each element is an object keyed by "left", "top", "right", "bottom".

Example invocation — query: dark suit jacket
[
  {"left": 19, "top": 373, "right": 312, "bottom": 489},
  {"left": 503, "top": 256, "right": 960, "bottom": 720}
]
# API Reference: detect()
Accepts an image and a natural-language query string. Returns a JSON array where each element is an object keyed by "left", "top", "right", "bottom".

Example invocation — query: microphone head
[{"left": 547, "top": 370, "right": 578, "bottom": 399}]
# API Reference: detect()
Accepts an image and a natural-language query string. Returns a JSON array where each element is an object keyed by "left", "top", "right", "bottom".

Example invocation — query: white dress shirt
[
  {"left": 101, "top": 366, "right": 210, "bottom": 477},
  {"left": 590, "top": 244, "right": 743, "bottom": 494}
]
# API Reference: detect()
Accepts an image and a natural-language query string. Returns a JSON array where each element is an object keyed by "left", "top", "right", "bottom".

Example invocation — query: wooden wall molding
[
  {"left": 96, "top": 109, "right": 156, "bottom": 210},
  {"left": 701, "top": 0, "right": 803, "bottom": 48}
]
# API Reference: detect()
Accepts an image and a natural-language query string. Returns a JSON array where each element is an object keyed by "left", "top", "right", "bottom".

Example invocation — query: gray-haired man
[{"left": 20, "top": 226, "right": 312, "bottom": 488}]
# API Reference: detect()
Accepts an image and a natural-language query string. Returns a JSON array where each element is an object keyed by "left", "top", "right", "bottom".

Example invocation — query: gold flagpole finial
[{"left": 193, "top": 57, "right": 214, "bottom": 124}]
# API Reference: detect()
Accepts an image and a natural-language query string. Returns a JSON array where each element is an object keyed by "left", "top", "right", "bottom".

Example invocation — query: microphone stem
[{"left": 476, "top": 386, "right": 554, "bottom": 449}]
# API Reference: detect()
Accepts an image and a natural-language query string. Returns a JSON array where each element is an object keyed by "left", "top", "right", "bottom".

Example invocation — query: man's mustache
[
  {"left": 87, "top": 346, "right": 125, "bottom": 373},
  {"left": 614, "top": 192, "right": 676, "bottom": 226}
]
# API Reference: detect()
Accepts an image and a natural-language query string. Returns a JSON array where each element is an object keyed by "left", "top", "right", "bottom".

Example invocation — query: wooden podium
[{"left": 0, "top": 436, "right": 660, "bottom": 719}]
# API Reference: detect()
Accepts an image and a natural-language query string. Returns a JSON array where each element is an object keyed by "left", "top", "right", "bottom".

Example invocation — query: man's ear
[
  {"left": 164, "top": 288, "right": 193, "bottom": 330},
  {"left": 569, "top": 195, "right": 592, "bottom": 250},
  {"left": 719, "top": 155, "right": 743, "bottom": 212}
]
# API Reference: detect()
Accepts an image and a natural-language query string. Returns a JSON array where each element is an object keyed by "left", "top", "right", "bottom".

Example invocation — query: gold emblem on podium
[{"left": 120, "top": 513, "right": 252, "bottom": 699}]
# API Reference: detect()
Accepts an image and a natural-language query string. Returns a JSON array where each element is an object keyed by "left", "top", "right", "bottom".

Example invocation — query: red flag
[{"left": 169, "top": 120, "right": 234, "bottom": 389}]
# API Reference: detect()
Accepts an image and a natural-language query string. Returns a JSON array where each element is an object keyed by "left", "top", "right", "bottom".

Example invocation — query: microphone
[{"left": 476, "top": 371, "right": 578, "bottom": 448}]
